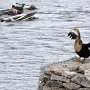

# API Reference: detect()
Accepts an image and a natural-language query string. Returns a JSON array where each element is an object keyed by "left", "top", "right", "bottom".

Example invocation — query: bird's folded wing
[{"left": 83, "top": 42, "right": 90, "bottom": 48}]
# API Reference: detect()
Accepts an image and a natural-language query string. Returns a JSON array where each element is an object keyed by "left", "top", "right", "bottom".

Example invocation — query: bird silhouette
[{"left": 68, "top": 28, "right": 90, "bottom": 62}]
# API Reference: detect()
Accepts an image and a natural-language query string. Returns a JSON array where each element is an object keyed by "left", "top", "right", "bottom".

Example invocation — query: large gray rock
[{"left": 38, "top": 58, "right": 90, "bottom": 90}]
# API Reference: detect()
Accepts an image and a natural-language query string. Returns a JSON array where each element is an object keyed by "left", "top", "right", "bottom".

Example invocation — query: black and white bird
[{"left": 68, "top": 28, "right": 90, "bottom": 62}]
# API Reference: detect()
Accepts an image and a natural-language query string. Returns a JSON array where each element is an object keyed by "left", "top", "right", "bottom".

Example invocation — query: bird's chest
[{"left": 74, "top": 40, "right": 82, "bottom": 52}]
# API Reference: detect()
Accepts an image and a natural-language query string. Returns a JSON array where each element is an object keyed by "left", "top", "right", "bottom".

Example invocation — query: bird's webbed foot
[
  {"left": 74, "top": 56, "right": 85, "bottom": 63},
  {"left": 79, "top": 57, "right": 85, "bottom": 63}
]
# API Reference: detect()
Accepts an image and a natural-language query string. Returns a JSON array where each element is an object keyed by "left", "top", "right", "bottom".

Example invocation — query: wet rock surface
[{"left": 38, "top": 57, "right": 90, "bottom": 90}]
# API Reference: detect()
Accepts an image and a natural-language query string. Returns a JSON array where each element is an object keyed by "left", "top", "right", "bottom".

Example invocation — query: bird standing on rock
[{"left": 68, "top": 28, "right": 90, "bottom": 62}]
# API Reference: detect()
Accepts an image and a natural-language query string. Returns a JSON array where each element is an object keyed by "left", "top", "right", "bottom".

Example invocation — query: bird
[{"left": 68, "top": 27, "right": 90, "bottom": 62}]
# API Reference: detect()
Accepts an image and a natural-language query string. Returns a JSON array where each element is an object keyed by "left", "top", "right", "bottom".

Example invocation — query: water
[{"left": 0, "top": 0, "right": 90, "bottom": 90}]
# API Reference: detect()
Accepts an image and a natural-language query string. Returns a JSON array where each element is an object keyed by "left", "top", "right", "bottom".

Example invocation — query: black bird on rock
[{"left": 68, "top": 28, "right": 90, "bottom": 62}]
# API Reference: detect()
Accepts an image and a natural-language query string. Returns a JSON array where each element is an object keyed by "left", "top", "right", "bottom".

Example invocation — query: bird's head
[{"left": 68, "top": 27, "right": 80, "bottom": 40}]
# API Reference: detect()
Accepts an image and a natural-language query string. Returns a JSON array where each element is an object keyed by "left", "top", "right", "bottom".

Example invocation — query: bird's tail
[
  {"left": 83, "top": 42, "right": 90, "bottom": 47},
  {"left": 88, "top": 42, "right": 90, "bottom": 47},
  {"left": 88, "top": 43, "right": 90, "bottom": 56}
]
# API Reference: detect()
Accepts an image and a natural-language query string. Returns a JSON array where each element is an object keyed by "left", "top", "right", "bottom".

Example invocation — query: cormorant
[{"left": 68, "top": 28, "right": 90, "bottom": 62}]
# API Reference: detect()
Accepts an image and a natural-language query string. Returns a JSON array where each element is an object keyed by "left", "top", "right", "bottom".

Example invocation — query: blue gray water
[{"left": 0, "top": 0, "right": 90, "bottom": 90}]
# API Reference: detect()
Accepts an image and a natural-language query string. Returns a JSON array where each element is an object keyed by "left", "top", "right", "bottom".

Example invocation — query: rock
[
  {"left": 84, "top": 70, "right": 90, "bottom": 81},
  {"left": 62, "top": 70, "right": 77, "bottom": 78},
  {"left": 44, "top": 70, "right": 51, "bottom": 76},
  {"left": 53, "top": 81, "right": 63, "bottom": 87},
  {"left": 42, "top": 75, "right": 50, "bottom": 83},
  {"left": 46, "top": 65, "right": 69, "bottom": 76},
  {"left": 63, "top": 82, "right": 80, "bottom": 90},
  {"left": 45, "top": 81, "right": 53, "bottom": 87},
  {"left": 81, "top": 77, "right": 90, "bottom": 88},
  {"left": 52, "top": 80, "right": 63, "bottom": 87},
  {"left": 79, "top": 63, "right": 90, "bottom": 72},
  {"left": 50, "top": 70, "right": 62, "bottom": 76},
  {"left": 38, "top": 82, "right": 45, "bottom": 90},
  {"left": 71, "top": 74, "right": 83, "bottom": 85},
  {"left": 61, "top": 62, "right": 80, "bottom": 72},
  {"left": 43, "top": 86, "right": 66, "bottom": 90},
  {"left": 45, "top": 80, "right": 63, "bottom": 87},
  {"left": 43, "top": 86, "right": 51, "bottom": 90},
  {"left": 78, "top": 88, "right": 90, "bottom": 90},
  {"left": 51, "top": 74, "right": 70, "bottom": 83},
  {"left": 38, "top": 58, "right": 90, "bottom": 90},
  {"left": 51, "top": 87, "right": 66, "bottom": 90}
]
